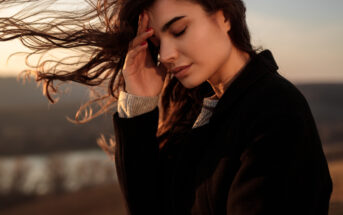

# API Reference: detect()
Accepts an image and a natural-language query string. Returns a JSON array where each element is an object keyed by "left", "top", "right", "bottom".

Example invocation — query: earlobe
[
  {"left": 223, "top": 12, "right": 231, "bottom": 32},
  {"left": 225, "top": 18, "right": 231, "bottom": 33}
]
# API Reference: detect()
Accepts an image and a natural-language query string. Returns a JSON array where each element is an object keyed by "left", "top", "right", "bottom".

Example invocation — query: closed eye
[
  {"left": 173, "top": 27, "right": 187, "bottom": 37},
  {"left": 149, "top": 27, "right": 187, "bottom": 51}
]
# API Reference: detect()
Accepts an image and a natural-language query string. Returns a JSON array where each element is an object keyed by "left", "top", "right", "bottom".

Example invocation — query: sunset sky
[{"left": 0, "top": 0, "right": 342, "bottom": 83}]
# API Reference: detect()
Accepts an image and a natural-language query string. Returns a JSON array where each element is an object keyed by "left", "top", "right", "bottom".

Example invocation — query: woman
[
  {"left": 0, "top": 0, "right": 332, "bottom": 214},
  {"left": 114, "top": 0, "right": 334, "bottom": 214}
]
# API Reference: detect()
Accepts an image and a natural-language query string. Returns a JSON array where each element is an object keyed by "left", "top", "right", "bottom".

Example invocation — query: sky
[
  {"left": 244, "top": 0, "right": 343, "bottom": 83},
  {"left": 0, "top": 0, "right": 342, "bottom": 83}
]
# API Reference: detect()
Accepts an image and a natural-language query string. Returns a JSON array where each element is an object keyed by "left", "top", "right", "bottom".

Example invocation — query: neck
[{"left": 207, "top": 47, "right": 250, "bottom": 99}]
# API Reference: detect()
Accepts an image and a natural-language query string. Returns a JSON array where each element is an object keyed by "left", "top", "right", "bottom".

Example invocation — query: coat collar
[{"left": 209, "top": 49, "right": 279, "bottom": 125}]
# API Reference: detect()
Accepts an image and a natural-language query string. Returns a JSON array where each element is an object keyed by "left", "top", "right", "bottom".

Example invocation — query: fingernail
[
  {"left": 146, "top": 27, "right": 152, "bottom": 32},
  {"left": 141, "top": 41, "right": 147, "bottom": 46}
]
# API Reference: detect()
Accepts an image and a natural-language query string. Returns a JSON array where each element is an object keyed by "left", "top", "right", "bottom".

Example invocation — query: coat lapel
[{"left": 209, "top": 50, "right": 279, "bottom": 125}]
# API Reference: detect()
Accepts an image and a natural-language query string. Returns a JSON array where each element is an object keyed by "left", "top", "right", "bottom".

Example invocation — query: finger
[
  {"left": 137, "top": 12, "right": 143, "bottom": 36},
  {"left": 137, "top": 11, "right": 149, "bottom": 35},
  {"left": 129, "top": 42, "right": 148, "bottom": 59},
  {"left": 131, "top": 29, "right": 153, "bottom": 48},
  {"left": 141, "top": 11, "right": 150, "bottom": 33},
  {"left": 129, "top": 29, "right": 152, "bottom": 50}
]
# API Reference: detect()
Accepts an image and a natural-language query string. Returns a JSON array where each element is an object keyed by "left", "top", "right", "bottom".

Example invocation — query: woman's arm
[
  {"left": 113, "top": 103, "right": 160, "bottom": 215},
  {"left": 226, "top": 112, "right": 332, "bottom": 215}
]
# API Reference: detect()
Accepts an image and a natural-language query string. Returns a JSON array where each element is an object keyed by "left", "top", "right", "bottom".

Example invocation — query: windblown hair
[{"left": 0, "top": 0, "right": 256, "bottom": 150}]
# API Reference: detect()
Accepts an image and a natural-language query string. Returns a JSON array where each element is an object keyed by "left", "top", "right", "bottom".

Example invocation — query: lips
[
  {"left": 171, "top": 64, "right": 192, "bottom": 79},
  {"left": 171, "top": 64, "right": 192, "bottom": 74}
]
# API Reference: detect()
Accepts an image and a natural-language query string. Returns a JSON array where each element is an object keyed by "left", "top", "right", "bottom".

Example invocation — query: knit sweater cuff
[{"left": 117, "top": 90, "right": 159, "bottom": 118}]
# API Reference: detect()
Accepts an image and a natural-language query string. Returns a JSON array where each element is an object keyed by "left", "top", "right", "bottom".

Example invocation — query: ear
[{"left": 212, "top": 10, "right": 231, "bottom": 33}]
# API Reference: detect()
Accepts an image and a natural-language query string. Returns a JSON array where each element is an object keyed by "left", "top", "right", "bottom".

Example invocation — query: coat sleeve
[
  {"left": 113, "top": 107, "right": 160, "bottom": 215},
  {"left": 226, "top": 112, "right": 332, "bottom": 215}
]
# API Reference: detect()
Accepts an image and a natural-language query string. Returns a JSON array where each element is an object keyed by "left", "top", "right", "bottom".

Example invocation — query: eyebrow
[
  {"left": 161, "top": 16, "right": 186, "bottom": 32},
  {"left": 149, "top": 15, "right": 186, "bottom": 45}
]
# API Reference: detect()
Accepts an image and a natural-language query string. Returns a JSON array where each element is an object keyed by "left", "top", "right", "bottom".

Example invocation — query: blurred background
[{"left": 0, "top": 0, "right": 342, "bottom": 214}]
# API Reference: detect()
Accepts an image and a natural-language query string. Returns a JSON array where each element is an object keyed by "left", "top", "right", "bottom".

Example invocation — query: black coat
[{"left": 112, "top": 50, "right": 332, "bottom": 215}]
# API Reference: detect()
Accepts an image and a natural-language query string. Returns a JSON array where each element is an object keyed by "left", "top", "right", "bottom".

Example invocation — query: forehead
[{"left": 146, "top": 0, "right": 205, "bottom": 28}]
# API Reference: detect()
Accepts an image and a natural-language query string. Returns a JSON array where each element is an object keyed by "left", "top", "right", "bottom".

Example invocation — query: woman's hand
[{"left": 122, "top": 11, "right": 167, "bottom": 97}]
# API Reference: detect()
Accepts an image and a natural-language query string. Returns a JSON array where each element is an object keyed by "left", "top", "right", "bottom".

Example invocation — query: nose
[{"left": 158, "top": 40, "right": 178, "bottom": 66}]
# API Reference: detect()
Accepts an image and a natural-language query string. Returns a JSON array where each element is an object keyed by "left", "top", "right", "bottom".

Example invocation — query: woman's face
[{"left": 147, "top": 0, "right": 233, "bottom": 88}]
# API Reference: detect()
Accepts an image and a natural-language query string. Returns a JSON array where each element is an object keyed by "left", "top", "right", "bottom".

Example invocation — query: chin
[{"left": 178, "top": 78, "right": 203, "bottom": 89}]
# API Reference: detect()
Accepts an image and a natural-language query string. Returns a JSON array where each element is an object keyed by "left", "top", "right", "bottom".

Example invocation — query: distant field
[
  {"left": 0, "top": 78, "right": 342, "bottom": 155},
  {"left": 0, "top": 183, "right": 126, "bottom": 215},
  {"left": 329, "top": 159, "right": 343, "bottom": 202},
  {"left": 0, "top": 104, "right": 115, "bottom": 155},
  {"left": 0, "top": 78, "right": 115, "bottom": 155},
  {"left": 1, "top": 158, "right": 342, "bottom": 215}
]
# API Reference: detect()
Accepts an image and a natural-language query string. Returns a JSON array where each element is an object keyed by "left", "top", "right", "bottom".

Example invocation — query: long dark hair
[{"left": 0, "top": 0, "right": 256, "bottom": 150}]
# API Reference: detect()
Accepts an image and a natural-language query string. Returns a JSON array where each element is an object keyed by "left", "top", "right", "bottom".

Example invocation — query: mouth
[
  {"left": 171, "top": 64, "right": 192, "bottom": 74},
  {"left": 171, "top": 64, "right": 192, "bottom": 79}
]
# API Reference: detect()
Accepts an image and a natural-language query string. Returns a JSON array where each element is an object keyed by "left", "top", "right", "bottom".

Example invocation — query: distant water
[{"left": 0, "top": 150, "right": 117, "bottom": 196}]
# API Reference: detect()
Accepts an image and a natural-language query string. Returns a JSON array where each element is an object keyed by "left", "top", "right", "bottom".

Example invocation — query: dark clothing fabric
[{"left": 112, "top": 50, "right": 332, "bottom": 215}]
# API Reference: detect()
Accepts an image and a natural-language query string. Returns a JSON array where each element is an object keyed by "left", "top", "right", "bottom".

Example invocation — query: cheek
[
  {"left": 178, "top": 22, "right": 232, "bottom": 88},
  {"left": 188, "top": 22, "right": 229, "bottom": 60},
  {"left": 188, "top": 26, "right": 229, "bottom": 72},
  {"left": 187, "top": 24, "right": 212, "bottom": 57}
]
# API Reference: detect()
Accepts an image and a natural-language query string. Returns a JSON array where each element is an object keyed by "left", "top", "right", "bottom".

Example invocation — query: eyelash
[
  {"left": 173, "top": 27, "right": 187, "bottom": 37},
  {"left": 154, "top": 27, "right": 187, "bottom": 51}
]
